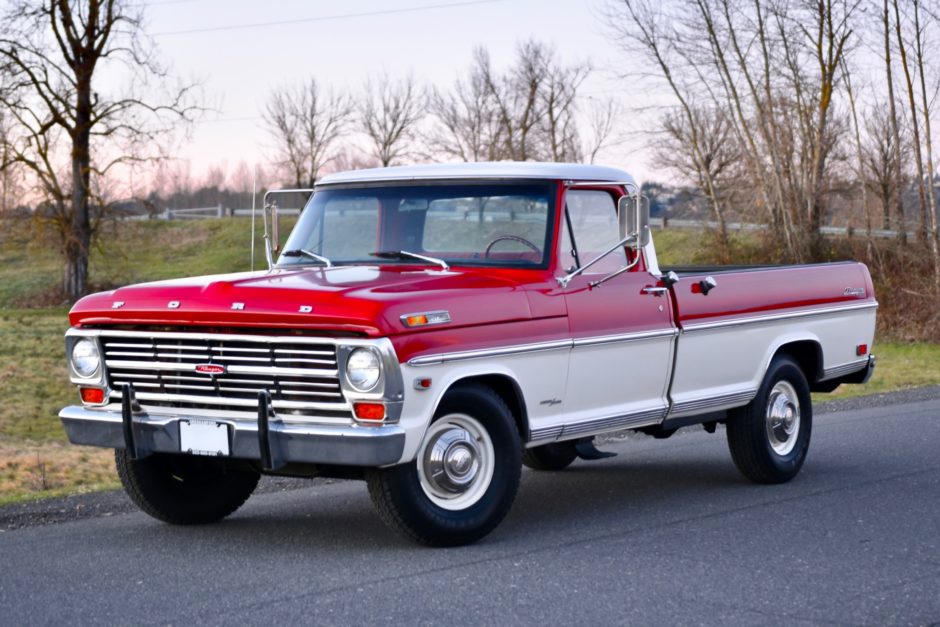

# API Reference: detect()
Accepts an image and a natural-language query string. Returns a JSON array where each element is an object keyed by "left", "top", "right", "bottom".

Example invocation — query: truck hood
[{"left": 69, "top": 266, "right": 540, "bottom": 337}]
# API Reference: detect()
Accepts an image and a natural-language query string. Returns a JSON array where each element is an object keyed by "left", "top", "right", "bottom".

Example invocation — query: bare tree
[
  {"left": 426, "top": 54, "right": 503, "bottom": 162},
  {"left": 862, "top": 103, "right": 908, "bottom": 232},
  {"left": 881, "top": 0, "right": 907, "bottom": 240},
  {"left": 841, "top": 56, "right": 870, "bottom": 233},
  {"left": 0, "top": 0, "right": 200, "bottom": 300},
  {"left": 608, "top": 0, "right": 860, "bottom": 261},
  {"left": 262, "top": 78, "right": 352, "bottom": 188},
  {"left": 0, "top": 110, "right": 23, "bottom": 212},
  {"left": 582, "top": 97, "right": 619, "bottom": 164},
  {"left": 892, "top": 0, "right": 940, "bottom": 284},
  {"left": 655, "top": 107, "right": 741, "bottom": 252},
  {"left": 427, "top": 41, "right": 599, "bottom": 163},
  {"left": 359, "top": 74, "right": 423, "bottom": 167}
]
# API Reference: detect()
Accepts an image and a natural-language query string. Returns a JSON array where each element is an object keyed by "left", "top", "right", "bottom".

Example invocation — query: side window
[{"left": 560, "top": 190, "right": 626, "bottom": 274}]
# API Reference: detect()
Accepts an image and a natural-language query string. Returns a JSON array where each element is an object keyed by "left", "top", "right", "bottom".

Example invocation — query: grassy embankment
[{"left": 0, "top": 222, "right": 936, "bottom": 505}]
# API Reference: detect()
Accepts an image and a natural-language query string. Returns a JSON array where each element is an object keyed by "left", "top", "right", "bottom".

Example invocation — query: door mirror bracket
[{"left": 556, "top": 188, "right": 650, "bottom": 289}]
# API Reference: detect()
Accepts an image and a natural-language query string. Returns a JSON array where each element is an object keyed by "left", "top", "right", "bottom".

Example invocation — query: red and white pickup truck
[{"left": 60, "top": 163, "right": 877, "bottom": 545}]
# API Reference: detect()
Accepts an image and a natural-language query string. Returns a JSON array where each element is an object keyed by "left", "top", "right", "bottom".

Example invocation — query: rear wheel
[
  {"left": 522, "top": 441, "right": 578, "bottom": 471},
  {"left": 726, "top": 355, "right": 812, "bottom": 484},
  {"left": 367, "top": 384, "right": 521, "bottom": 546},
  {"left": 115, "top": 451, "right": 260, "bottom": 524}
]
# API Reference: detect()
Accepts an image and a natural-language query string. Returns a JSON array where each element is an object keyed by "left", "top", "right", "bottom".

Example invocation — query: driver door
[{"left": 559, "top": 190, "right": 675, "bottom": 434}]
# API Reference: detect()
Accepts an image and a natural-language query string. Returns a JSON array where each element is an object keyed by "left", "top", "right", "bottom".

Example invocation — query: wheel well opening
[
  {"left": 451, "top": 374, "right": 529, "bottom": 441},
  {"left": 775, "top": 340, "right": 822, "bottom": 384}
]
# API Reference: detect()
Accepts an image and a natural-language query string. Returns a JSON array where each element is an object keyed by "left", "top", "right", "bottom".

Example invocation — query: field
[{"left": 0, "top": 218, "right": 936, "bottom": 504}]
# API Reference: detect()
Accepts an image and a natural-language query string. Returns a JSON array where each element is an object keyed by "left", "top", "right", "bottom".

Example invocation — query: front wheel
[
  {"left": 367, "top": 384, "right": 521, "bottom": 546},
  {"left": 726, "top": 355, "right": 812, "bottom": 484},
  {"left": 115, "top": 450, "right": 260, "bottom": 524}
]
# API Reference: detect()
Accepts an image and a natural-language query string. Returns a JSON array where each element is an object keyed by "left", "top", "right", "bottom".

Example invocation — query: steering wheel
[{"left": 484, "top": 235, "right": 541, "bottom": 257}]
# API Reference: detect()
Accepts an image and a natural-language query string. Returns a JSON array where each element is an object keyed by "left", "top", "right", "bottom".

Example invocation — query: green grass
[
  {"left": 0, "top": 217, "right": 937, "bottom": 505},
  {"left": 0, "top": 216, "right": 294, "bottom": 307},
  {"left": 817, "top": 342, "right": 940, "bottom": 401}
]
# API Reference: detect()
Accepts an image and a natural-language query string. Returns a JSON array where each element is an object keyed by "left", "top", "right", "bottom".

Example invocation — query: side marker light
[{"left": 401, "top": 310, "right": 451, "bottom": 328}]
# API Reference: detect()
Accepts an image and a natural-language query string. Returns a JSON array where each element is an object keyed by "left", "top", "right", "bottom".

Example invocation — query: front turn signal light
[
  {"left": 80, "top": 387, "right": 106, "bottom": 404},
  {"left": 354, "top": 402, "right": 385, "bottom": 422}
]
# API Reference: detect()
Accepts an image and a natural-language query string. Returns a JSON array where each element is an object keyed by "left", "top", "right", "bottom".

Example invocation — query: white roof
[{"left": 317, "top": 162, "right": 635, "bottom": 186}]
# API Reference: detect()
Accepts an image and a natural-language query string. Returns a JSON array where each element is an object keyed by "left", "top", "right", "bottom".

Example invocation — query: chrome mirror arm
[
  {"left": 588, "top": 255, "right": 642, "bottom": 289},
  {"left": 556, "top": 233, "right": 637, "bottom": 288}
]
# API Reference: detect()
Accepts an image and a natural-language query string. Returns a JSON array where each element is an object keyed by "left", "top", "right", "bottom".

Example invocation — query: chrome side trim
[
  {"left": 408, "top": 339, "right": 573, "bottom": 367},
  {"left": 529, "top": 406, "right": 667, "bottom": 443},
  {"left": 680, "top": 301, "right": 879, "bottom": 333},
  {"left": 528, "top": 425, "right": 564, "bottom": 441},
  {"left": 572, "top": 328, "right": 678, "bottom": 348},
  {"left": 669, "top": 389, "right": 757, "bottom": 417},
  {"left": 821, "top": 358, "right": 871, "bottom": 380},
  {"left": 408, "top": 328, "right": 677, "bottom": 366},
  {"left": 561, "top": 407, "right": 666, "bottom": 438}
]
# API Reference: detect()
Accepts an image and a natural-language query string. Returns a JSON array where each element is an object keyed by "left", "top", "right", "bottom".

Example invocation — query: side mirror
[
  {"left": 266, "top": 201, "right": 280, "bottom": 255},
  {"left": 617, "top": 194, "right": 650, "bottom": 249}
]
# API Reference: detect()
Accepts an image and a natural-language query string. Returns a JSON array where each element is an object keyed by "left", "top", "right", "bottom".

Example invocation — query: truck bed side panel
[{"left": 668, "top": 263, "right": 877, "bottom": 417}]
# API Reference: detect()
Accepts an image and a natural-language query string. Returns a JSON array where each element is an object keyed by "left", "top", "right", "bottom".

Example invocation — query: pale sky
[{"left": 135, "top": 0, "right": 661, "bottom": 186}]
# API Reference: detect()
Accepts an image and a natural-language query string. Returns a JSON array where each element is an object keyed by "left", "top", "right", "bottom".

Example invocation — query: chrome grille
[{"left": 100, "top": 331, "right": 351, "bottom": 422}]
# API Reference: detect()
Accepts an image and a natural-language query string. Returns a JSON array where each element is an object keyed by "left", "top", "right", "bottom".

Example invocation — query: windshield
[{"left": 277, "top": 182, "right": 555, "bottom": 269}]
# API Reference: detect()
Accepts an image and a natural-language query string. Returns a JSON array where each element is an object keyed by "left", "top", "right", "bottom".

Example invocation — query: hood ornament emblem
[
  {"left": 112, "top": 301, "right": 124, "bottom": 309},
  {"left": 299, "top": 305, "right": 313, "bottom": 313},
  {"left": 231, "top": 302, "right": 245, "bottom": 310},
  {"left": 167, "top": 301, "right": 180, "bottom": 309}
]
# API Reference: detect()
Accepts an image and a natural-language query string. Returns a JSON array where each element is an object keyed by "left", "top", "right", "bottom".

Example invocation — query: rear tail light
[{"left": 857, "top": 344, "right": 868, "bottom": 356}]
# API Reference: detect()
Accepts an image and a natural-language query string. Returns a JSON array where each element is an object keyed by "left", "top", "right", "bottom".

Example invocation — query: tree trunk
[
  {"left": 911, "top": 0, "right": 940, "bottom": 287},
  {"left": 68, "top": 59, "right": 94, "bottom": 301},
  {"left": 884, "top": 0, "right": 906, "bottom": 242},
  {"left": 893, "top": 0, "right": 930, "bottom": 246}
]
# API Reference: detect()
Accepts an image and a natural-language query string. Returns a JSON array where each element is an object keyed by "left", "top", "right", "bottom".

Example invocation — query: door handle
[{"left": 641, "top": 286, "right": 668, "bottom": 296}]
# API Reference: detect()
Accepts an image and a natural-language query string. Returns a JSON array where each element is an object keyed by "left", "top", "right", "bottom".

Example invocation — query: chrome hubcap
[
  {"left": 766, "top": 381, "right": 800, "bottom": 456},
  {"left": 418, "top": 414, "right": 495, "bottom": 511},
  {"left": 426, "top": 429, "right": 481, "bottom": 493}
]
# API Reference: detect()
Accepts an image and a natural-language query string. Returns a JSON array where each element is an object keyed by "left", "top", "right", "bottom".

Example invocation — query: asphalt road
[{"left": 2, "top": 393, "right": 939, "bottom": 626}]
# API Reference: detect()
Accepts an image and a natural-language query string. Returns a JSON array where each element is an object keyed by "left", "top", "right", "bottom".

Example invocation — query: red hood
[{"left": 69, "top": 265, "right": 547, "bottom": 337}]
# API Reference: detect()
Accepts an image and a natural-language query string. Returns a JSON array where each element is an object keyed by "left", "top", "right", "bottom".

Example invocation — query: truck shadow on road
[{"left": 145, "top": 451, "right": 833, "bottom": 552}]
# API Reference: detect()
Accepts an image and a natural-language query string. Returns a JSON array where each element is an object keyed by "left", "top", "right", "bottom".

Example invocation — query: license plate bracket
[{"left": 179, "top": 419, "right": 230, "bottom": 456}]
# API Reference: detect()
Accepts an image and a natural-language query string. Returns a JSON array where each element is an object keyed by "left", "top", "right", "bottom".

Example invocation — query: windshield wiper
[
  {"left": 281, "top": 249, "right": 333, "bottom": 267},
  {"left": 370, "top": 250, "right": 449, "bottom": 271}
]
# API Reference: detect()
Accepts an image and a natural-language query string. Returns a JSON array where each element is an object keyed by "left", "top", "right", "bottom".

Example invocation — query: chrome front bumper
[{"left": 59, "top": 405, "right": 406, "bottom": 468}]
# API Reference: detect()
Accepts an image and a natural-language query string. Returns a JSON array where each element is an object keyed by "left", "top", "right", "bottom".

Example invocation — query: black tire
[
  {"left": 115, "top": 450, "right": 260, "bottom": 525},
  {"left": 522, "top": 441, "right": 578, "bottom": 471},
  {"left": 726, "top": 355, "right": 813, "bottom": 484},
  {"left": 366, "top": 384, "right": 522, "bottom": 547}
]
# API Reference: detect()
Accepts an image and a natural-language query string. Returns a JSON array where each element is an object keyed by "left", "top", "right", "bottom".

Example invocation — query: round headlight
[
  {"left": 71, "top": 338, "right": 101, "bottom": 378},
  {"left": 346, "top": 348, "right": 381, "bottom": 392}
]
